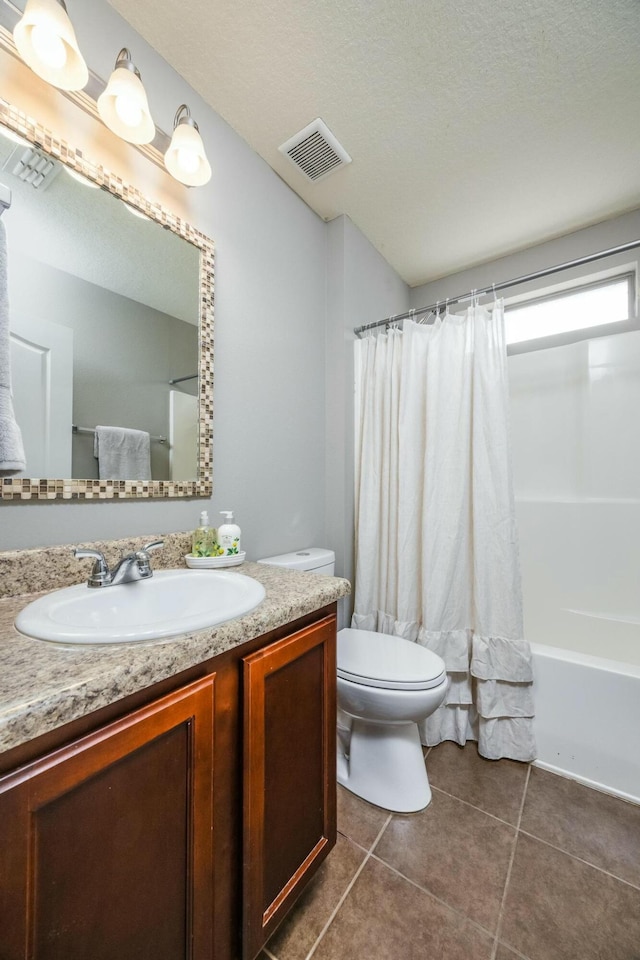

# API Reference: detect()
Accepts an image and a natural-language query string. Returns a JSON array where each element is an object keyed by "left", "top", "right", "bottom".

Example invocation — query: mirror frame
[{"left": 0, "top": 98, "right": 214, "bottom": 501}]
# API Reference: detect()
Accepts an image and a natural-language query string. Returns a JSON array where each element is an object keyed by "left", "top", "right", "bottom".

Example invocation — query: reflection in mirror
[{"left": 1, "top": 126, "right": 200, "bottom": 482}]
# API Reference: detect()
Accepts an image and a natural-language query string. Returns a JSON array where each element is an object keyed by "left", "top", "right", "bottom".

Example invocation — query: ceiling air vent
[
  {"left": 3, "top": 145, "right": 61, "bottom": 190},
  {"left": 278, "top": 118, "right": 351, "bottom": 183}
]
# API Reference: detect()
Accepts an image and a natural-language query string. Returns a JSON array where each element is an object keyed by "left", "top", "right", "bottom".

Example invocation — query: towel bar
[{"left": 72, "top": 425, "right": 167, "bottom": 444}]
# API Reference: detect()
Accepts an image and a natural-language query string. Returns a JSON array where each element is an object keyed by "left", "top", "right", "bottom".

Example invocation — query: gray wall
[
  {"left": 0, "top": 0, "right": 328, "bottom": 555},
  {"left": 325, "top": 216, "right": 409, "bottom": 621}
]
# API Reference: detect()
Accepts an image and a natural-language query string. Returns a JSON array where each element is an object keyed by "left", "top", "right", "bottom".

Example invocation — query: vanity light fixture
[
  {"left": 0, "top": 125, "right": 32, "bottom": 149},
  {"left": 164, "top": 104, "right": 212, "bottom": 187},
  {"left": 123, "top": 201, "right": 152, "bottom": 221},
  {"left": 63, "top": 166, "right": 99, "bottom": 189},
  {"left": 13, "top": 0, "right": 88, "bottom": 91},
  {"left": 97, "top": 48, "right": 155, "bottom": 145}
]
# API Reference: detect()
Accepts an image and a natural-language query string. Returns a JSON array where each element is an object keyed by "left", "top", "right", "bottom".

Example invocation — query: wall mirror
[{"left": 0, "top": 99, "right": 214, "bottom": 501}]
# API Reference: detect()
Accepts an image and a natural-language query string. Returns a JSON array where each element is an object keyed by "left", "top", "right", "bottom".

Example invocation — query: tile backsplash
[{"left": 0, "top": 532, "right": 192, "bottom": 599}]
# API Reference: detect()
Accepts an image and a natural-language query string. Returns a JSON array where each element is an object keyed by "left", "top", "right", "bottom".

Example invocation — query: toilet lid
[{"left": 337, "top": 628, "right": 447, "bottom": 691}]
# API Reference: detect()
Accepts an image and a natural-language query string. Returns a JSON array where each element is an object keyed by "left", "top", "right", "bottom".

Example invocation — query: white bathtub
[{"left": 531, "top": 641, "right": 640, "bottom": 803}]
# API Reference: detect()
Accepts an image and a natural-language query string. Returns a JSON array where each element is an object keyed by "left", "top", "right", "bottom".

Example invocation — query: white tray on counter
[{"left": 185, "top": 552, "right": 246, "bottom": 569}]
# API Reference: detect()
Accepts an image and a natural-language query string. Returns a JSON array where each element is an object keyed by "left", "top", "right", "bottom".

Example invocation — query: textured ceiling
[{"left": 107, "top": 0, "right": 640, "bottom": 286}]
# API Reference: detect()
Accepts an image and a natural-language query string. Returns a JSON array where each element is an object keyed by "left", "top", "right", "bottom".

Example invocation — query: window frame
[{"left": 505, "top": 270, "right": 638, "bottom": 355}]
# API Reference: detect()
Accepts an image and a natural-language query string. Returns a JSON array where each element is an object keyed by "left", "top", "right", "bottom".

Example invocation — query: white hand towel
[
  {"left": 94, "top": 425, "right": 151, "bottom": 480},
  {"left": 0, "top": 220, "right": 26, "bottom": 477}
]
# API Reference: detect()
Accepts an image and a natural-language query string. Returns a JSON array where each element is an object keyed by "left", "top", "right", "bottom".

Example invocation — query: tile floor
[{"left": 262, "top": 742, "right": 640, "bottom": 960}]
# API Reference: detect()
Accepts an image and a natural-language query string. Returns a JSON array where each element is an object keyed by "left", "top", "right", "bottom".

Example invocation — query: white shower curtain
[{"left": 352, "top": 303, "right": 535, "bottom": 761}]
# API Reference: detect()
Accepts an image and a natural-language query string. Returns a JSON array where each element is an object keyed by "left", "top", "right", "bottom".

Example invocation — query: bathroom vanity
[{"left": 0, "top": 537, "right": 350, "bottom": 960}]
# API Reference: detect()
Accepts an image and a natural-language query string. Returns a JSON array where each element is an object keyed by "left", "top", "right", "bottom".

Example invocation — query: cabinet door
[
  {"left": 0, "top": 675, "right": 215, "bottom": 960},
  {"left": 242, "top": 616, "right": 337, "bottom": 960}
]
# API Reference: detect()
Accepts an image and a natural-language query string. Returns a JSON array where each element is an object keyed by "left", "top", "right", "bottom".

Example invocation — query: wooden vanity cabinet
[
  {"left": 242, "top": 616, "right": 337, "bottom": 959},
  {"left": 0, "top": 607, "right": 337, "bottom": 960},
  {"left": 0, "top": 675, "right": 216, "bottom": 960}
]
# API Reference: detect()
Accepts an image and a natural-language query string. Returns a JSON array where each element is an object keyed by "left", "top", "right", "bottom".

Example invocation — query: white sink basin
[{"left": 15, "top": 569, "right": 266, "bottom": 645}]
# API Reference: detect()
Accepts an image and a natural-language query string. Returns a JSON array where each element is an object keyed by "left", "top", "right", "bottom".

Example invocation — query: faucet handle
[
  {"left": 142, "top": 540, "right": 164, "bottom": 555},
  {"left": 73, "top": 548, "right": 111, "bottom": 587},
  {"left": 134, "top": 540, "right": 164, "bottom": 575}
]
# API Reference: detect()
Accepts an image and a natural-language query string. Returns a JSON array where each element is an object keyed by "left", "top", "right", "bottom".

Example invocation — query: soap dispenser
[
  {"left": 218, "top": 511, "right": 241, "bottom": 556},
  {"left": 192, "top": 510, "right": 217, "bottom": 557}
]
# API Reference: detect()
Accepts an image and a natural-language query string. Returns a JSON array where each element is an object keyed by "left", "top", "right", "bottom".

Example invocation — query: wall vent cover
[
  {"left": 3, "top": 145, "right": 61, "bottom": 191},
  {"left": 278, "top": 118, "right": 351, "bottom": 182}
]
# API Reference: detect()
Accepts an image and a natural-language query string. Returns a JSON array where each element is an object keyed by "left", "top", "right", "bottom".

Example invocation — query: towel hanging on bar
[
  {"left": 93, "top": 425, "right": 152, "bottom": 481},
  {"left": 72, "top": 424, "right": 167, "bottom": 444}
]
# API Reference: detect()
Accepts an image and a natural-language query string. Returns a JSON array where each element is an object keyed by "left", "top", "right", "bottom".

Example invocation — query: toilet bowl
[
  {"left": 255, "top": 548, "right": 448, "bottom": 813},
  {"left": 337, "top": 628, "right": 448, "bottom": 813}
]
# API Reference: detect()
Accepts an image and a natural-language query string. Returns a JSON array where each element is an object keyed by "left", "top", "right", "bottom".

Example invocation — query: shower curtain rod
[{"left": 354, "top": 238, "right": 640, "bottom": 337}]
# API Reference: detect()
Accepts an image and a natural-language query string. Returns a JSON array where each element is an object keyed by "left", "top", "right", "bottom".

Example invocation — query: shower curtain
[{"left": 352, "top": 303, "right": 536, "bottom": 761}]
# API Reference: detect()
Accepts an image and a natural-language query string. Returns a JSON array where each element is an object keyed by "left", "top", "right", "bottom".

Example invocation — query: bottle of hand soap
[
  {"left": 218, "top": 510, "right": 241, "bottom": 556},
  {"left": 192, "top": 510, "right": 217, "bottom": 557}
]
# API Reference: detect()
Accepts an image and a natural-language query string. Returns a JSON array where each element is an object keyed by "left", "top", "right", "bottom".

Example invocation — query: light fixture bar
[{"left": 0, "top": 0, "right": 170, "bottom": 167}]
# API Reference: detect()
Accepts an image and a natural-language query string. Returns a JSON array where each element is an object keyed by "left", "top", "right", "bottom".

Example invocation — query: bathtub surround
[
  {"left": 0, "top": 220, "right": 25, "bottom": 477},
  {"left": 531, "top": 643, "right": 640, "bottom": 803},
  {"left": 352, "top": 307, "right": 535, "bottom": 761}
]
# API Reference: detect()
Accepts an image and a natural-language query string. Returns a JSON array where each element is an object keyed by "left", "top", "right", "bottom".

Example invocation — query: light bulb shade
[
  {"left": 164, "top": 120, "right": 212, "bottom": 186},
  {"left": 97, "top": 61, "right": 155, "bottom": 145},
  {"left": 13, "top": 0, "right": 88, "bottom": 91}
]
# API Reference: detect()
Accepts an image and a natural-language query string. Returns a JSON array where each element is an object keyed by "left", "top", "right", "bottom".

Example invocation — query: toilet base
[{"left": 337, "top": 718, "right": 432, "bottom": 813}]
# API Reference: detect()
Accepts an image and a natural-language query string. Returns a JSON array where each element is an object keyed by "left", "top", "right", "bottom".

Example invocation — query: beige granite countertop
[{"left": 0, "top": 539, "right": 350, "bottom": 755}]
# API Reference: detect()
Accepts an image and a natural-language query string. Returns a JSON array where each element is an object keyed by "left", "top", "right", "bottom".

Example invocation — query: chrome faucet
[{"left": 74, "top": 541, "right": 164, "bottom": 588}]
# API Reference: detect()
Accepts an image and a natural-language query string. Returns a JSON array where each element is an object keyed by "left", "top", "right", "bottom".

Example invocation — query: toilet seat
[{"left": 337, "top": 628, "right": 447, "bottom": 691}]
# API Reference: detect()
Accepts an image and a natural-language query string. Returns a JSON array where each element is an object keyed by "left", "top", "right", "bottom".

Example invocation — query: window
[{"left": 505, "top": 273, "right": 636, "bottom": 350}]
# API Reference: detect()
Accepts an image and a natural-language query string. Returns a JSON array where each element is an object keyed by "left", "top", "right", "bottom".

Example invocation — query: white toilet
[
  {"left": 257, "top": 548, "right": 449, "bottom": 814},
  {"left": 337, "top": 628, "right": 448, "bottom": 813}
]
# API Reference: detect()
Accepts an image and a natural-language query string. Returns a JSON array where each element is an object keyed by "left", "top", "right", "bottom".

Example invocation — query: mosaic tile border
[{"left": 0, "top": 99, "right": 214, "bottom": 501}]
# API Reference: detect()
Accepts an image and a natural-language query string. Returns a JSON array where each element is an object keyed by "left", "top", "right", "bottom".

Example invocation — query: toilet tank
[{"left": 257, "top": 548, "right": 335, "bottom": 576}]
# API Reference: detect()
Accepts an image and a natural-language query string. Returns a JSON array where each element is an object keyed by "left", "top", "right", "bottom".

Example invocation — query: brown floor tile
[
  {"left": 495, "top": 945, "right": 529, "bottom": 960},
  {"left": 427, "top": 741, "right": 529, "bottom": 825},
  {"left": 374, "top": 789, "right": 515, "bottom": 932},
  {"left": 337, "top": 784, "right": 390, "bottom": 849},
  {"left": 266, "top": 835, "right": 365, "bottom": 960},
  {"left": 312, "top": 857, "right": 494, "bottom": 960},
  {"left": 521, "top": 767, "right": 640, "bottom": 888},
  {"left": 501, "top": 833, "right": 640, "bottom": 960}
]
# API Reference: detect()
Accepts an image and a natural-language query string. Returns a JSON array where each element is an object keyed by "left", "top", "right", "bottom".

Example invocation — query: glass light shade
[
  {"left": 97, "top": 64, "right": 155, "bottom": 145},
  {"left": 13, "top": 0, "right": 88, "bottom": 91},
  {"left": 165, "top": 121, "right": 212, "bottom": 187}
]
